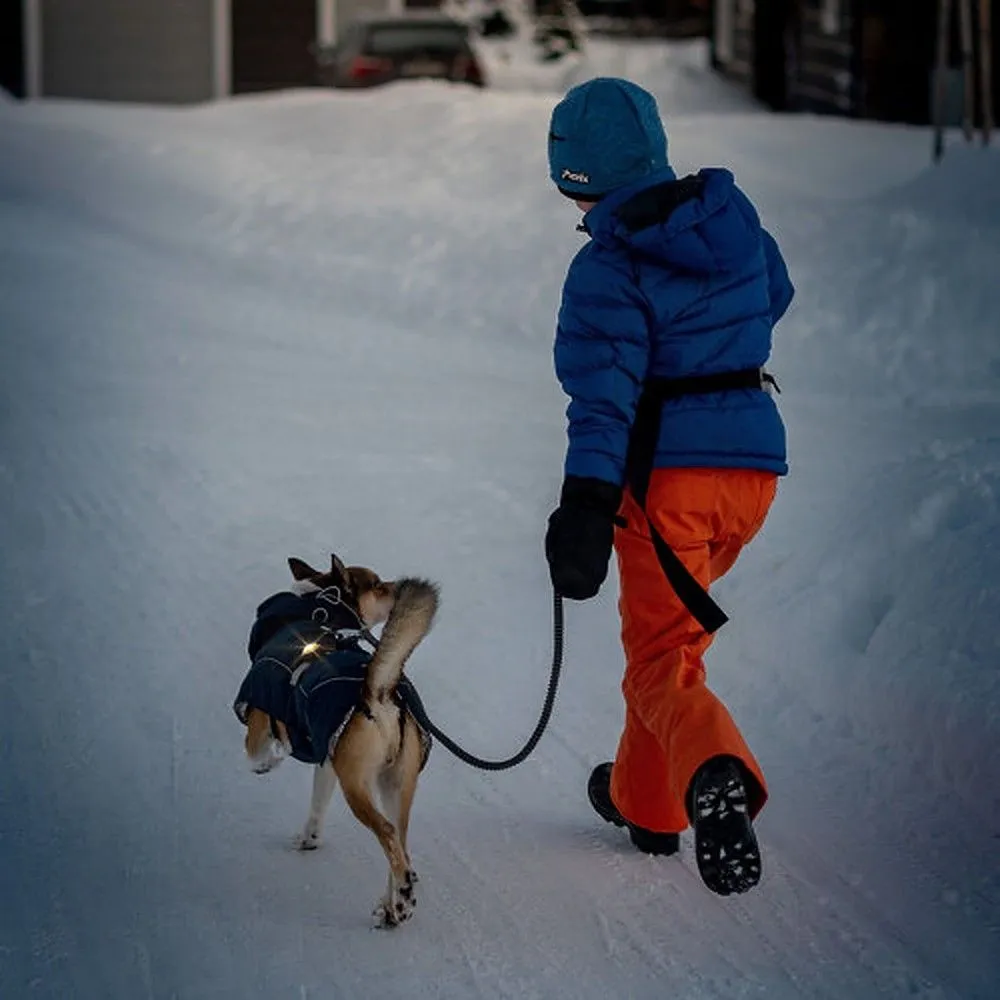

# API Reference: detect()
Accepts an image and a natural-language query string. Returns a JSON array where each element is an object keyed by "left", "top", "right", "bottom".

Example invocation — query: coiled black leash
[
  {"left": 322, "top": 585, "right": 566, "bottom": 771},
  {"left": 396, "top": 590, "right": 566, "bottom": 771}
]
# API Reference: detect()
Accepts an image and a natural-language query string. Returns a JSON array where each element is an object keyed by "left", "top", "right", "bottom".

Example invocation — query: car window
[
  {"left": 340, "top": 25, "right": 364, "bottom": 53},
  {"left": 364, "top": 25, "right": 467, "bottom": 55}
]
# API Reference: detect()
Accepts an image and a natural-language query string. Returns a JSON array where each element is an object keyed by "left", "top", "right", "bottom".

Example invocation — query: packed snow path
[{"left": 1, "top": 42, "right": 998, "bottom": 1000}]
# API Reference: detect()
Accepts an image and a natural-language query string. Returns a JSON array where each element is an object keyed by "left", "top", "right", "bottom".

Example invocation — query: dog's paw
[
  {"left": 371, "top": 898, "right": 413, "bottom": 930},
  {"left": 296, "top": 831, "right": 321, "bottom": 851},
  {"left": 371, "top": 870, "right": 417, "bottom": 929},
  {"left": 295, "top": 821, "right": 322, "bottom": 851}
]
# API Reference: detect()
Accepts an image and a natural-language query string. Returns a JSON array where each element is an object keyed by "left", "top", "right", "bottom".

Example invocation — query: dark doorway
[
  {"left": 858, "top": 0, "right": 938, "bottom": 124},
  {"left": 232, "top": 0, "right": 317, "bottom": 94},
  {"left": 1, "top": 0, "right": 25, "bottom": 98},
  {"left": 754, "top": 0, "right": 796, "bottom": 110},
  {"left": 861, "top": 0, "right": 1000, "bottom": 128}
]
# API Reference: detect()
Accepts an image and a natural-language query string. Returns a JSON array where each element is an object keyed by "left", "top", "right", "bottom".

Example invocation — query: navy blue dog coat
[{"left": 234, "top": 590, "right": 430, "bottom": 767}]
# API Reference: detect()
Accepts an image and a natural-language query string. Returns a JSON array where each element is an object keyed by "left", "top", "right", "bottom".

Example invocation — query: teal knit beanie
[{"left": 548, "top": 77, "right": 669, "bottom": 199}]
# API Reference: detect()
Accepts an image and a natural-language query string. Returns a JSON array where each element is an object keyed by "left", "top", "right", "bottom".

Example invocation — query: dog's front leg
[{"left": 297, "top": 759, "right": 338, "bottom": 850}]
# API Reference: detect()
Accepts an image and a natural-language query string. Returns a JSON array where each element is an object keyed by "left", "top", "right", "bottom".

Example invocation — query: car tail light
[{"left": 349, "top": 55, "right": 392, "bottom": 81}]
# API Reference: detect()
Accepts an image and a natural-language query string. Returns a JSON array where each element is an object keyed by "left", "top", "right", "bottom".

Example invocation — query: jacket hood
[{"left": 583, "top": 167, "right": 764, "bottom": 276}]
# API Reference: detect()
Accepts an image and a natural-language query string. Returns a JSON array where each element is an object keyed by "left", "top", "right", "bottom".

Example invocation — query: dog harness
[{"left": 233, "top": 591, "right": 431, "bottom": 767}]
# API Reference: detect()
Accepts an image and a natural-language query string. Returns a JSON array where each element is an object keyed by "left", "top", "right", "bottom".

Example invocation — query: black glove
[{"left": 545, "top": 476, "right": 623, "bottom": 601}]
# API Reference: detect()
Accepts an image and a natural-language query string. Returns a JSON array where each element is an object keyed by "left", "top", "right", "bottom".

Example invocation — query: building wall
[
  {"left": 41, "top": 0, "right": 215, "bottom": 103},
  {"left": 712, "top": 0, "right": 755, "bottom": 88},
  {"left": 713, "top": 0, "right": 855, "bottom": 113},
  {"left": 714, "top": 0, "right": 999, "bottom": 125},
  {"left": 791, "top": 0, "right": 857, "bottom": 114}
]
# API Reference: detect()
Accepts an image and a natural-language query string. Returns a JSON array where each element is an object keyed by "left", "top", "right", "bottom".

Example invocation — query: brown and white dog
[{"left": 238, "top": 554, "right": 439, "bottom": 928}]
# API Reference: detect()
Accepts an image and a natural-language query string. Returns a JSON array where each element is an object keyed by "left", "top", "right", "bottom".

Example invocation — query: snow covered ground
[{"left": 1, "top": 39, "right": 998, "bottom": 1000}]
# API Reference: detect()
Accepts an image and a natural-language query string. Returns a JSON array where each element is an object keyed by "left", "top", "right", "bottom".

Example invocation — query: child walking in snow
[{"left": 543, "top": 77, "right": 793, "bottom": 895}]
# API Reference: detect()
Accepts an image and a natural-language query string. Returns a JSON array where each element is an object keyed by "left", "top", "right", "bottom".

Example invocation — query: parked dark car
[{"left": 314, "top": 15, "right": 485, "bottom": 89}]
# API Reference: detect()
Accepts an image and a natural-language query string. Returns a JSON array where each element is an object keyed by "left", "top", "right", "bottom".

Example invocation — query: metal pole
[
  {"left": 211, "top": 0, "right": 232, "bottom": 99},
  {"left": 959, "top": 0, "right": 976, "bottom": 140},
  {"left": 318, "top": 0, "right": 337, "bottom": 46},
  {"left": 934, "top": 0, "right": 954, "bottom": 161},
  {"left": 23, "top": 0, "right": 43, "bottom": 99},
  {"left": 981, "top": 0, "right": 994, "bottom": 144}
]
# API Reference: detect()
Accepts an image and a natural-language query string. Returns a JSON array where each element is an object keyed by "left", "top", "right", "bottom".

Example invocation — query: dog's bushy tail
[{"left": 363, "top": 578, "right": 439, "bottom": 703}]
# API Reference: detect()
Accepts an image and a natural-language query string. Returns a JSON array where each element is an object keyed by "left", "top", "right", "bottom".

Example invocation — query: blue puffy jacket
[{"left": 554, "top": 166, "right": 793, "bottom": 486}]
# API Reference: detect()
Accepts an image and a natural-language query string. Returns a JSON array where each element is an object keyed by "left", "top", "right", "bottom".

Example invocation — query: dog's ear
[
  {"left": 288, "top": 557, "right": 319, "bottom": 581},
  {"left": 330, "top": 553, "right": 349, "bottom": 581}
]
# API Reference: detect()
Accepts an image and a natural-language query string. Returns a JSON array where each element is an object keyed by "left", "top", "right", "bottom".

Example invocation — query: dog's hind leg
[
  {"left": 333, "top": 714, "right": 415, "bottom": 929},
  {"left": 379, "top": 716, "right": 423, "bottom": 873},
  {"left": 297, "top": 759, "right": 339, "bottom": 851},
  {"left": 373, "top": 717, "right": 423, "bottom": 924}
]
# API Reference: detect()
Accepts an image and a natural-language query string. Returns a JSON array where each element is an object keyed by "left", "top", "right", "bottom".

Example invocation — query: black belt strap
[
  {"left": 623, "top": 367, "right": 777, "bottom": 635},
  {"left": 644, "top": 368, "right": 779, "bottom": 400}
]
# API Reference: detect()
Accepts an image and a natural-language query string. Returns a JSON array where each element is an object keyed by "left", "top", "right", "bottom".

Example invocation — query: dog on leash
[{"left": 233, "top": 554, "right": 439, "bottom": 928}]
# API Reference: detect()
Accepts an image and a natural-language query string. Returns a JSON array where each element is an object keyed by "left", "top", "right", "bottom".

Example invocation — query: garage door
[{"left": 232, "top": 0, "right": 317, "bottom": 94}]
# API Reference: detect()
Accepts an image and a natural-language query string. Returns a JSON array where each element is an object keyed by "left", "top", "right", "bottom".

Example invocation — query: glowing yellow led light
[{"left": 301, "top": 642, "right": 319, "bottom": 655}]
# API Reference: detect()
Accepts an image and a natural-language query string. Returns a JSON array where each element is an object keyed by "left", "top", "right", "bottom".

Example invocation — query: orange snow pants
[{"left": 609, "top": 467, "right": 777, "bottom": 834}]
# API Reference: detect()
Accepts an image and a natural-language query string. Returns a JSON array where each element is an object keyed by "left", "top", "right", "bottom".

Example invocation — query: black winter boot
[
  {"left": 587, "top": 763, "right": 679, "bottom": 857},
  {"left": 689, "top": 756, "right": 762, "bottom": 895}
]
